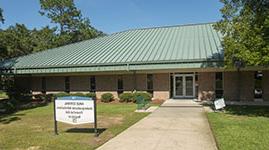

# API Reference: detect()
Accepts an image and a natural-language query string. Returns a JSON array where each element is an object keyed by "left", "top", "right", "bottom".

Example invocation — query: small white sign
[
  {"left": 214, "top": 98, "right": 226, "bottom": 110},
  {"left": 55, "top": 97, "right": 94, "bottom": 125}
]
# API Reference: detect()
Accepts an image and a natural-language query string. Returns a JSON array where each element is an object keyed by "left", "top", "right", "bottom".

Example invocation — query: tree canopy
[
  {"left": 39, "top": 0, "right": 103, "bottom": 45},
  {"left": 0, "top": 24, "right": 58, "bottom": 59},
  {"left": 0, "top": 0, "right": 104, "bottom": 60},
  {"left": 0, "top": 7, "right": 4, "bottom": 24},
  {"left": 39, "top": 0, "right": 82, "bottom": 33},
  {"left": 215, "top": 0, "right": 269, "bottom": 67}
]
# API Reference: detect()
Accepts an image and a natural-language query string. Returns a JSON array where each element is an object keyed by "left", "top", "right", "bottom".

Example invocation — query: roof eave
[{"left": 1, "top": 60, "right": 224, "bottom": 75}]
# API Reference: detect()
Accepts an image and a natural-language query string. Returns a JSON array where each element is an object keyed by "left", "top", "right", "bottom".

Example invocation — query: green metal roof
[{"left": 0, "top": 23, "right": 224, "bottom": 74}]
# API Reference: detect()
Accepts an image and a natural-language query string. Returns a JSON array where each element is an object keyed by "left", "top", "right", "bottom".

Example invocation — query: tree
[
  {"left": 0, "top": 7, "right": 4, "bottom": 24},
  {"left": 39, "top": 0, "right": 82, "bottom": 33},
  {"left": 31, "top": 26, "right": 57, "bottom": 52},
  {"left": 215, "top": 0, "right": 269, "bottom": 67},
  {"left": 39, "top": 0, "right": 102, "bottom": 45},
  {"left": 0, "top": 24, "right": 57, "bottom": 59},
  {"left": 0, "top": 24, "right": 34, "bottom": 59},
  {"left": 0, "top": 0, "right": 104, "bottom": 60}
]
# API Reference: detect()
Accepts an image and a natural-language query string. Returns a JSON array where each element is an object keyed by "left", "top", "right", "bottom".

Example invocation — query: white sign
[
  {"left": 55, "top": 97, "right": 95, "bottom": 125},
  {"left": 214, "top": 98, "right": 226, "bottom": 110}
]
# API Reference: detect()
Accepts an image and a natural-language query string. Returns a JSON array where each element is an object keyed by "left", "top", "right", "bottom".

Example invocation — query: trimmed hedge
[
  {"left": 84, "top": 93, "right": 96, "bottom": 98},
  {"left": 119, "top": 92, "right": 152, "bottom": 103},
  {"left": 133, "top": 92, "right": 152, "bottom": 103},
  {"left": 119, "top": 93, "right": 133, "bottom": 102},
  {"left": 101, "top": 93, "right": 114, "bottom": 103}
]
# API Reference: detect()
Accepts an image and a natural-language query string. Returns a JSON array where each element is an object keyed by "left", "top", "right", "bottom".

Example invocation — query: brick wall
[
  {"left": 95, "top": 75, "right": 118, "bottom": 99},
  {"left": 31, "top": 76, "right": 65, "bottom": 94},
  {"left": 123, "top": 74, "right": 135, "bottom": 91},
  {"left": 15, "top": 76, "right": 31, "bottom": 90},
  {"left": 223, "top": 72, "right": 238, "bottom": 101},
  {"left": 224, "top": 71, "right": 255, "bottom": 101},
  {"left": 46, "top": 76, "right": 65, "bottom": 93},
  {"left": 198, "top": 72, "right": 215, "bottom": 101},
  {"left": 31, "top": 77, "right": 42, "bottom": 94},
  {"left": 240, "top": 71, "right": 254, "bottom": 101},
  {"left": 70, "top": 76, "right": 89, "bottom": 92},
  {"left": 136, "top": 74, "right": 147, "bottom": 91},
  {"left": 153, "top": 73, "right": 170, "bottom": 100},
  {"left": 95, "top": 73, "right": 169, "bottom": 100}
]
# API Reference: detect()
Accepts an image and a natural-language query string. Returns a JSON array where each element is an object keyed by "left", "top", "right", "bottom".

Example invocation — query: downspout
[{"left": 126, "top": 63, "right": 130, "bottom": 71}]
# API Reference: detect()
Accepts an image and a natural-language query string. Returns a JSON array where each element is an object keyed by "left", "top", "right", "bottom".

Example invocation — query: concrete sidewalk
[{"left": 97, "top": 100, "right": 217, "bottom": 150}]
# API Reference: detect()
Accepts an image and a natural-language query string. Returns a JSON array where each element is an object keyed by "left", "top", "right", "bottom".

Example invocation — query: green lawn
[
  {"left": 0, "top": 103, "right": 149, "bottom": 150},
  {"left": 208, "top": 105, "right": 269, "bottom": 150}
]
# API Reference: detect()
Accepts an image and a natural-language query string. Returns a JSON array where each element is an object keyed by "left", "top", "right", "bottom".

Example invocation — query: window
[
  {"left": 41, "top": 77, "right": 46, "bottom": 94},
  {"left": 170, "top": 73, "right": 174, "bottom": 98},
  {"left": 90, "top": 76, "right": 96, "bottom": 92},
  {"left": 65, "top": 77, "right": 70, "bottom": 93},
  {"left": 147, "top": 74, "right": 153, "bottom": 94},
  {"left": 215, "top": 72, "right": 223, "bottom": 98},
  {"left": 117, "top": 76, "right": 123, "bottom": 94},
  {"left": 254, "top": 71, "right": 263, "bottom": 99},
  {"left": 195, "top": 73, "right": 198, "bottom": 98}
]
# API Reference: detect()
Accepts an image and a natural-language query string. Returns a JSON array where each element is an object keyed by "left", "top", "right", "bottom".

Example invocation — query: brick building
[{"left": 0, "top": 23, "right": 268, "bottom": 101}]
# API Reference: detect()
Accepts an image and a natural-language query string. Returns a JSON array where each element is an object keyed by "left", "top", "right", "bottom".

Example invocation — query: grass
[
  {"left": 0, "top": 103, "right": 149, "bottom": 150},
  {"left": 207, "top": 105, "right": 269, "bottom": 150}
]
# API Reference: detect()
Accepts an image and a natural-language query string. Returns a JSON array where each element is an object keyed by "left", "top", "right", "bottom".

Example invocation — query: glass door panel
[
  {"left": 173, "top": 74, "right": 195, "bottom": 98},
  {"left": 175, "top": 76, "right": 183, "bottom": 97},
  {"left": 185, "top": 76, "right": 194, "bottom": 96}
]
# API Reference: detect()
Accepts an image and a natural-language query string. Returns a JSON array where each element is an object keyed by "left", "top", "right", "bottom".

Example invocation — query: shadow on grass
[
  {"left": 0, "top": 113, "right": 25, "bottom": 124},
  {"left": 66, "top": 128, "right": 106, "bottom": 136},
  {"left": 199, "top": 101, "right": 216, "bottom": 110},
  {"left": 18, "top": 101, "right": 49, "bottom": 111},
  {"left": 225, "top": 105, "right": 269, "bottom": 117},
  {"left": 0, "top": 99, "right": 49, "bottom": 114},
  {"left": 0, "top": 99, "right": 50, "bottom": 124}
]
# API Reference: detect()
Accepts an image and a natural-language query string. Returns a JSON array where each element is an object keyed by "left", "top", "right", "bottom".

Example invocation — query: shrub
[
  {"left": 133, "top": 92, "right": 152, "bottom": 103},
  {"left": 45, "top": 94, "right": 54, "bottom": 102},
  {"left": 0, "top": 99, "right": 16, "bottom": 114},
  {"left": 33, "top": 94, "right": 55, "bottom": 103},
  {"left": 7, "top": 89, "right": 32, "bottom": 103},
  {"left": 5, "top": 101, "right": 16, "bottom": 113},
  {"left": 119, "top": 93, "right": 133, "bottom": 102},
  {"left": 101, "top": 93, "right": 114, "bottom": 103},
  {"left": 34, "top": 94, "right": 45, "bottom": 101},
  {"left": 70, "top": 93, "right": 86, "bottom": 97},
  {"left": 85, "top": 92, "right": 96, "bottom": 99}
]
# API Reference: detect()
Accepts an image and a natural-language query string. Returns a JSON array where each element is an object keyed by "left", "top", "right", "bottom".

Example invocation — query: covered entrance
[{"left": 173, "top": 74, "right": 195, "bottom": 98}]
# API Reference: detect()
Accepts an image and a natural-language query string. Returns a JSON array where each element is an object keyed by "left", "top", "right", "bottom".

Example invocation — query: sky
[{"left": 0, "top": 0, "right": 223, "bottom": 34}]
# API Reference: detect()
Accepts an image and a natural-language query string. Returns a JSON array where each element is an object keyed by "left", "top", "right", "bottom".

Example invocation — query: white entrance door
[{"left": 174, "top": 74, "right": 195, "bottom": 98}]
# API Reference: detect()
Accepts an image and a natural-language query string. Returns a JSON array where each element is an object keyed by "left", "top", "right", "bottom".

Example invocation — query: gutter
[{"left": 11, "top": 59, "right": 224, "bottom": 70}]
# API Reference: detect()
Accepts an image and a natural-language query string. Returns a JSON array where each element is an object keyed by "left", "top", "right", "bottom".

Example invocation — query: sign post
[
  {"left": 53, "top": 96, "right": 97, "bottom": 136},
  {"left": 94, "top": 97, "right": 98, "bottom": 137},
  {"left": 53, "top": 99, "right": 58, "bottom": 135}
]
